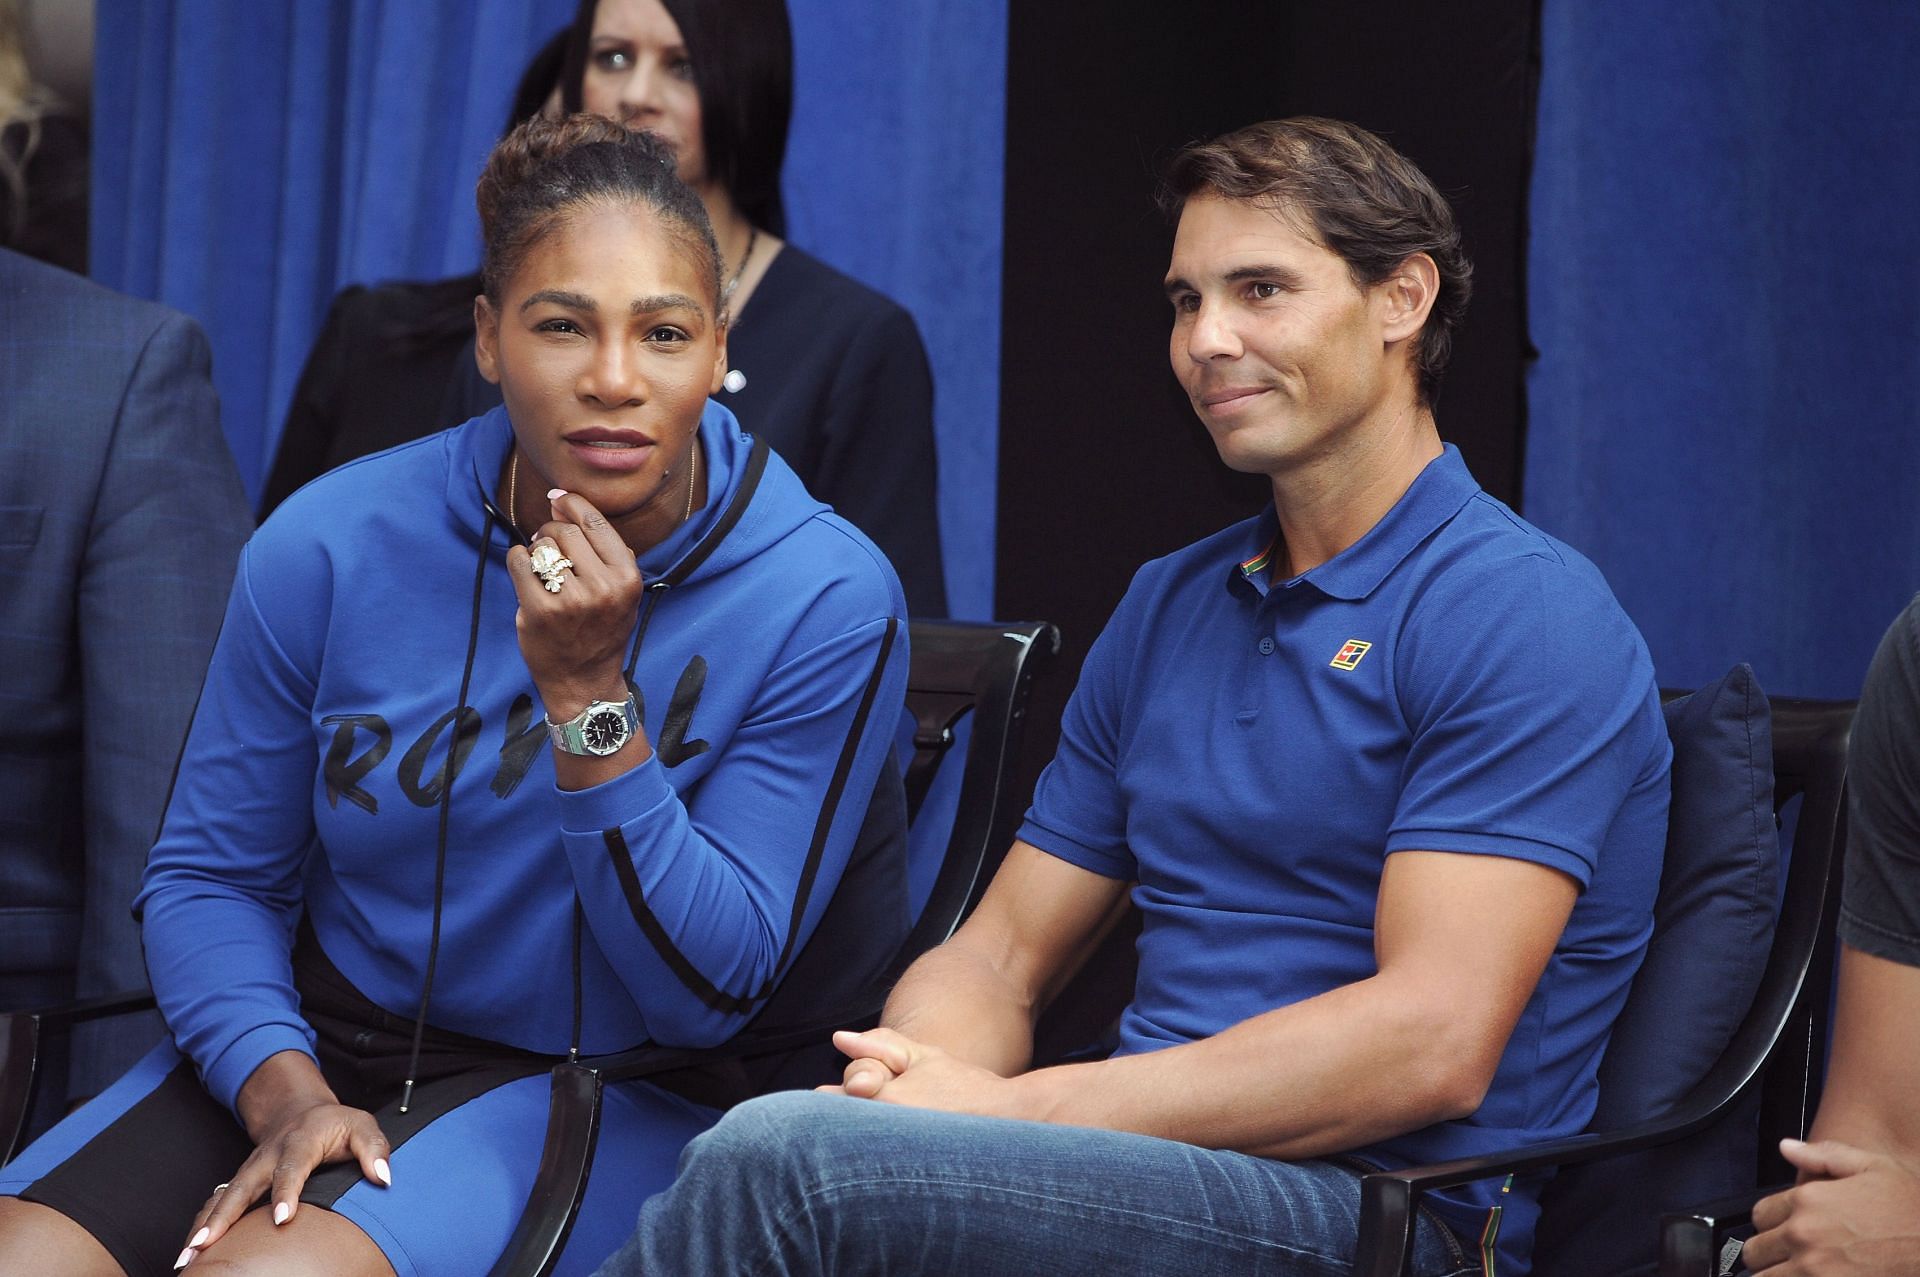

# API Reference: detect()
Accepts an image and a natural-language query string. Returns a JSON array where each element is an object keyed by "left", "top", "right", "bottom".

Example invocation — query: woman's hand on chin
[{"left": 507, "top": 488, "right": 645, "bottom": 720}]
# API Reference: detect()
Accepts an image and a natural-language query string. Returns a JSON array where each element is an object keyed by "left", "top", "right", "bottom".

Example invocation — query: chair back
[
  {"left": 1532, "top": 682, "right": 1853, "bottom": 1276},
  {"left": 687, "top": 619, "right": 1060, "bottom": 1068},
  {"left": 896, "top": 620, "right": 1061, "bottom": 967}
]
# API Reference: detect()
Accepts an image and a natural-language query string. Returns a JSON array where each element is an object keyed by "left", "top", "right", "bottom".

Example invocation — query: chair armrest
[
  {"left": 485, "top": 1064, "right": 605, "bottom": 1277},
  {"left": 1659, "top": 1183, "right": 1781, "bottom": 1277},
  {"left": 1353, "top": 1104, "right": 1748, "bottom": 1277},
  {"left": 1, "top": 990, "right": 160, "bottom": 1164},
  {"left": 483, "top": 1004, "right": 885, "bottom": 1277},
  {"left": 20, "top": 990, "right": 158, "bottom": 1025}
]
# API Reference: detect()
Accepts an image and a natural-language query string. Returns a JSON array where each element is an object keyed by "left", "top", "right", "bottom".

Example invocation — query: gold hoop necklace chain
[{"left": 682, "top": 440, "right": 699, "bottom": 522}]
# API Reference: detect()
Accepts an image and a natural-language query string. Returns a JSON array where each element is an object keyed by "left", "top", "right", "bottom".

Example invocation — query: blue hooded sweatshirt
[{"left": 136, "top": 403, "right": 910, "bottom": 1113}]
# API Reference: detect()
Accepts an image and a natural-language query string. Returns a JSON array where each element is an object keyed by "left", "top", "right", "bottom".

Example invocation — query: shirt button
[{"left": 1257, "top": 637, "right": 1276, "bottom": 655}]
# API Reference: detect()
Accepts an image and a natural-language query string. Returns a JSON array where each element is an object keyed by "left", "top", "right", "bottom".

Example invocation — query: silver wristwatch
[{"left": 547, "top": 695, "right": 640, "bottom": 757}]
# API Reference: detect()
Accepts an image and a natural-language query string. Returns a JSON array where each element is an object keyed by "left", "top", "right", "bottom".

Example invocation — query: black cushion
[{"left": 1532, "top": 664, "right": 1775, "bottom": 1276}]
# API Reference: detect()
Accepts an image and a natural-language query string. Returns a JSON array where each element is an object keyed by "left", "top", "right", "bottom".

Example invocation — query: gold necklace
[
  {"left": 507, "top": 451, "right": 522, "bottom": 537},
  {"left": 683, "top": 442, "right": 699, "bottom": 522}
]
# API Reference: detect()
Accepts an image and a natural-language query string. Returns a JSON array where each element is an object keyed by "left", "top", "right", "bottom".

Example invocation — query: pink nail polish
[
  {"left": 272, "top": 1202, "right": 292, "bottom": 1226},
  {"left": 190, "top": 1227, "right": 210, "bottom": 1248},
  {"left": 374, "top": 1157, "right": 392, "bottom": 1186},
  {"left": 547, "top": 488, "right": 567, "bottom": 500},
  {"left": 174, "top": 1248, "right": 195, "bottom": 1270}
]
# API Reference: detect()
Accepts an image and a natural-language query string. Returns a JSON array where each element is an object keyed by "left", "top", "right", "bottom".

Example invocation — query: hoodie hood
[{"left": 449, "top": 399, "right": 827, "bottom": 587}]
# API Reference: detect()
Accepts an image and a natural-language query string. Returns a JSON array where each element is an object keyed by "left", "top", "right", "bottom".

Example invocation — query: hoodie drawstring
[
  {"left": 400, "top": 508, "right": 495, "bottom": 1113},
  {"left": 569, "top": 900, "right": 585, "bottom": 1061}
]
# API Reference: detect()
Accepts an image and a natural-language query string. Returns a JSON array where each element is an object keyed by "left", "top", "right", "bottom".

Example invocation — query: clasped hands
[{"left": 819, "top": 1028, "right": 1038, "bottom": 1123}]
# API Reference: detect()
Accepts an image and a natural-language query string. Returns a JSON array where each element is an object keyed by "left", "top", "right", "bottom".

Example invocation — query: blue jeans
[{"left": 596, "top": 1091, "right": 1478, "bottom": 1276}]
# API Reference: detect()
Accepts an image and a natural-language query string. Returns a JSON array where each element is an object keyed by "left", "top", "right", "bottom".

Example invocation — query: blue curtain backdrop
[
  {"left": 91, "top": 0, "right": 1003, "bottom": 620},
  {"left": 1526, "top": 2, "right": 1920, "bottom": 699}
]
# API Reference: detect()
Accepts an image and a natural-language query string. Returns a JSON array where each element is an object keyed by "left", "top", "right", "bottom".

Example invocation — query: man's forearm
[
  {"left": 880, "top": 939, "right": 1039, "bottom": 1077},
  {"left": 1807, "top": 947, "right": 1920, "bottom": 1173},
  {"left": 868, "top": 840, "right": 1128, "bottom": 1080},
  {"left": 1811, "top": 1100, "right": 1920, "bottom": 1175},
  {"left": 1006, "top": 970, "right": 1486, "bottom": 1159},
  {"left": 868, "top": 849, "right": 1565, "bottom": 1159}
]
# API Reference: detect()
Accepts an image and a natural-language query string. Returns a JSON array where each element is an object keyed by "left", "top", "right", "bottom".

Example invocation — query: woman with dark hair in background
[
  {"left": 0, "top": 113, "right": 909, "bottom": 1277},
  {"left": 266, "top": 0, "right": 949, "bottom": 617}
]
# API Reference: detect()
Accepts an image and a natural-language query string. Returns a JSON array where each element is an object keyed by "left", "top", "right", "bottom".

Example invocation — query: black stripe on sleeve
[
  {"left": 604, "top": 615, "right": 901, "bottom": 1015},
  {"left": 604, "top": 825, "right": 754, "bottom": 1014}
]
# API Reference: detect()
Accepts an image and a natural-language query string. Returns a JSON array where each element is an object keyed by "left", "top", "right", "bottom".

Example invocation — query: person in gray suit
[{"left": 0, "top": 246, "right": 250, "bottom": 1126}]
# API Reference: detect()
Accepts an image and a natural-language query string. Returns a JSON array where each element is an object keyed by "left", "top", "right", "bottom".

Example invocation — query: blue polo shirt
[{"left": 1017, "top": 445, "right": 1670, "bottom": 1274}]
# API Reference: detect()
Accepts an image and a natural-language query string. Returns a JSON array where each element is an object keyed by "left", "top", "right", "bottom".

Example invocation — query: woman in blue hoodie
[{"left": 0, "top": 114, "right": 910, "bottom": 1277}]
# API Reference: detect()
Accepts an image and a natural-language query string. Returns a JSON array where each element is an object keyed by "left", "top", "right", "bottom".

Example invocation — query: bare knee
[
  {"left": 0, "top": 1196, "right": 122, "bottom": 1276},
  {"left": 190, "top": 1205, "right": 394, "bottom": 1277}
]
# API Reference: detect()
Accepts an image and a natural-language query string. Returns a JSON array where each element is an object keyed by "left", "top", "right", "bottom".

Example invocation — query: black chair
[
  {"left": 0, "top": 619, "right": 1062, "bottom": 1277},
  {"left": 1656, "top": 718, "right": 1856, "bottom": 1277},
  {"left": 0, "top": 990, "right": 146, "bottom": 1165},
  {"left": 1352, "top": 696, "right": 1854, "bottom": 1277}
]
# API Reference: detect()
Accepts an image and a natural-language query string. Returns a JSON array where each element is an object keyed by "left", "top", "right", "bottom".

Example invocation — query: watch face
[{"left": 582, "top": 707, "right": 631, "bottom": 755}]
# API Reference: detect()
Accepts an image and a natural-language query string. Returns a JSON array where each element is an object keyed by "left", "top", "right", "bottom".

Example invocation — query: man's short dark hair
[{"left": 1161, "top": 118, "right": 1473, "bottom": 405}]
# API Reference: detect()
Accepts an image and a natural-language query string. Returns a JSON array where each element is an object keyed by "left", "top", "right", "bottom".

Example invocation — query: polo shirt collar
[{"left": 1229, "top": 445, "right": 1481, "bottom": 601}]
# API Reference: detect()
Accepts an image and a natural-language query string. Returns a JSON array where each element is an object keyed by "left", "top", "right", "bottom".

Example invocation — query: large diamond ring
[{"left": 529, "top": 542, "right": 573, "bottom": 593}]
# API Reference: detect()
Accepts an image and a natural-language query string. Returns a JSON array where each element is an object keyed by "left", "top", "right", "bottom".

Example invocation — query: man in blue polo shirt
[{"left": 599, "top": 118, "right": 1670, "bottom": 1277}]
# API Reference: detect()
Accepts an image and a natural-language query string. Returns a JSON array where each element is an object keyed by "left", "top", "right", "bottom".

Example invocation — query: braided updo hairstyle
[{"left": 475, "top": 112, "right": 723, "bottom": 314}]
